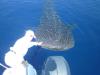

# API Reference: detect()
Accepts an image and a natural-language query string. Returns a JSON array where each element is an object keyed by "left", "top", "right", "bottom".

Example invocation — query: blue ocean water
[{"left": 0, "top": 0, "right": 100, "bottom": 75}]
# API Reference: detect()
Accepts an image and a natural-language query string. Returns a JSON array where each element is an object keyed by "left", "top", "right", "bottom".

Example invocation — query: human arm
[{"left": 28, "top": 42, "right": 43, "bottom": 48}]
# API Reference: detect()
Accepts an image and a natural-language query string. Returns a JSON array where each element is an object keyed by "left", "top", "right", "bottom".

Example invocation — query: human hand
[{"left": 37, "top": 42, "right": 43, "bottom": 46}]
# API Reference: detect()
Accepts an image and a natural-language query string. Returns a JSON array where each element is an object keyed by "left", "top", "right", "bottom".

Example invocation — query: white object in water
[
  {"left": 2, "top": 63, "right": 37, "bottom": 75},
  {"left": 42, "top": 56, "right": 71, "bottom": 75},
  {"left": 10, "top": 30, "right": 40, "bottom": 57},
  {"left": 4, "top": 30, "right": 42, "bottom": 67}
]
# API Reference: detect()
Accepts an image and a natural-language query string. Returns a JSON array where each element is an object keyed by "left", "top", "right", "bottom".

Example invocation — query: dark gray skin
[{"left": 34, "top": 0, "right": 74, "bottom": 51}]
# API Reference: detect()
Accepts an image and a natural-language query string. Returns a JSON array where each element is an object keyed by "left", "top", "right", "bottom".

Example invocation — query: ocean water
[{"left": 0, "top": 0, "right": 100, "bottom": 75}]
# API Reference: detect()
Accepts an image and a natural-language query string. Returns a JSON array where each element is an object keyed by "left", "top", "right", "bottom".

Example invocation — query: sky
[{"left": 0, "top": 0, "right": 100, "bottom": 75}]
